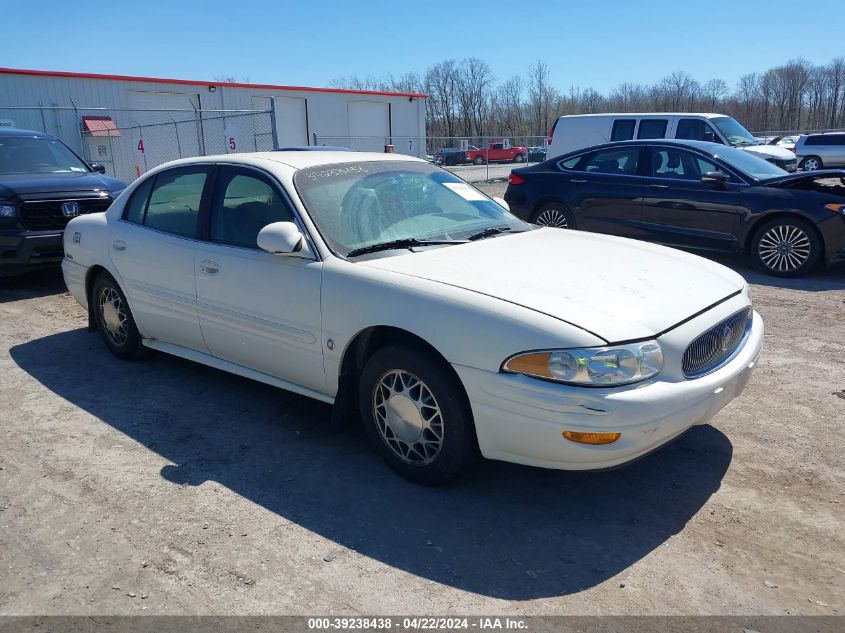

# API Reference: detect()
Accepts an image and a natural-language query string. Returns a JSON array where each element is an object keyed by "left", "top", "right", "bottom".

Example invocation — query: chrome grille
[{"left": 682, "top": 307, "right": 752, "bottom": 378}]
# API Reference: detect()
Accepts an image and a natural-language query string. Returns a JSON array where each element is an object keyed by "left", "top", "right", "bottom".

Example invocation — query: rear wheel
[
  {"left": 473, "top": 155, "right": 485, "bottom": 166},
  {"left": 801, "top": 156, "right": 822, "bottom": 171},
  {"left": 751, "top": 217, "right": 821, "bottom": 277},
  {"left": 533, "top": 203, "right": 576, "bottom": 229},
  {"left": 358, "top": 345, "right": 478, "bottom": 485},
  {"left": 513, "top": 153, "right": 526, "bottom": 163},
  {"left": 92, "top": 272, "right": 144, "bottom": 360}
]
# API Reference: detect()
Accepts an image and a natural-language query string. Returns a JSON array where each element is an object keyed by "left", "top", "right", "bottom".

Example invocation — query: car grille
[
  {"left": 682, "top": 307, "right": 752, "bottom": 378},
  {"left": 19, "top": 197, "right": 112, "bottom": 231}
]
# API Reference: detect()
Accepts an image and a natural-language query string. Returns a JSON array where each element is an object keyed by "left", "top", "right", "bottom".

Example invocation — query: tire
[
  {"left": 513, "top": 153, "right": 526, "bottom": 163},
  {"left": 533, "top": 202, "right": 576, "bottom": 229},
  {"left": 358, "top": 345, "right": 478, "bottom": 485},
  {"left": 801, "top": 156, "right": 822, "bottom": 171},
  {"left": 473, "top": 155, "right": 485, "bottom": 166},
  {"left": 750, "top": 217, "right": 821, "bottom": 277},
  {"left": 92, "top": 271, "right": 145, "bottom": 360}
]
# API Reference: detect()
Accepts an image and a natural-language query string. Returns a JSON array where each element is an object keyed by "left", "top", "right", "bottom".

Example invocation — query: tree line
[{"left": 331, "top": 57, "right": 845, "bottom": 139}]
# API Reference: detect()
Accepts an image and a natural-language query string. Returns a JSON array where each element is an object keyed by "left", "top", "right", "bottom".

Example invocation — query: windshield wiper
[
  {"left": 346, "top": 238, "right": 467, "bottom": 257},
  {"left": 467, "top": 226, "right": 518, "bottom": 241}
]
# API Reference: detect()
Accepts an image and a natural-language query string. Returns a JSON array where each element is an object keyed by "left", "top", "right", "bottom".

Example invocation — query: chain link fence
[
  {"left": 314, "top": 135, "right": 550, "bottom": 182},
  {"left": 0, "top": 106, "right": 274, "bottom": 184}
]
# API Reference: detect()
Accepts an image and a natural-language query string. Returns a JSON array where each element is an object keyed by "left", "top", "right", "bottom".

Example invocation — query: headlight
[
  {"left": 0, "top": 204, "right": 16, "bottom": 218},
  {"left": 502, "top": 341, "right": 663, "bottom": 386}
]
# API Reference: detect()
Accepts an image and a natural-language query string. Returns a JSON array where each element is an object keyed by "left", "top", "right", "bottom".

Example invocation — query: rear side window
[
  {"left": 210, "top": 168, "right": 295, "bottom": 249},
  {"left": 581, "top": 148, "right": 640, "bottom": 174},
  {"left": 143, "top": 168, "right": 209, "bottom": 239},
  {"left": 637, "top": 119, "right": 668, "bottom": 139},
  {"left": 803, "top": 135, "right": 844, "bottom": 146},
  {"left": 611, "top": 119, "right": 636, "bottom": 141}
]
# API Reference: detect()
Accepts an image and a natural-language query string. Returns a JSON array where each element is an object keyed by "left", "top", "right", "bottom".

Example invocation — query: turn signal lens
[
  {"left": 563, "top": 431, "right": 621, "bottom": 445},
  {"left": 824, "top": 203, "right": 845, "bottom": 217}
]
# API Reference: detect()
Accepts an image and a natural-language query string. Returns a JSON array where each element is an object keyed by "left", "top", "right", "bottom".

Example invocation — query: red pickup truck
[{"left": 465, "top": 142, "right": 527, "bottom": 165}]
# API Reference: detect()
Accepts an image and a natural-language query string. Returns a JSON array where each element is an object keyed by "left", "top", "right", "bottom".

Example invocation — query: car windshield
[
  {"left": 712, "top": 145, "right": 788, "bottom": 180},
  {"left": 711, "top": 117, "right": 758, "bottom": 146},
  {"left": 0, "top": 137, "right": 90, "bottom": 174},
  {"left": 294, "top": 160, "right": 530, "bottom": 257}
]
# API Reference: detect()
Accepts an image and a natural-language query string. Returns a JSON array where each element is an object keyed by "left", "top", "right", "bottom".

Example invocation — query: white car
[{"left": 62, "top": 152, "right": 764, "bottom": 484}]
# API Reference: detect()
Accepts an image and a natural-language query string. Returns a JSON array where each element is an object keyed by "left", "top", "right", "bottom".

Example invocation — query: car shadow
[
  {"left": 689, "top": 252, "right": 845, "bottom": 292},
  {"left": 10, "top": 329, "right": 733, "bottom": 600},
  {"left": 0, "top": 266, "right": 66, "bottom": 302}
]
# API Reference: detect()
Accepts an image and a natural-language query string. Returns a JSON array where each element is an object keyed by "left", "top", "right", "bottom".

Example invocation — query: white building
[{"left": 0, "top": 67, "right": 427, "bottom": 181}]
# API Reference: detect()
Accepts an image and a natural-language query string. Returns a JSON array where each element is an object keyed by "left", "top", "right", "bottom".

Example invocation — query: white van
[{"left": 547, "top": 113, "right": 797, "bottom": 171}]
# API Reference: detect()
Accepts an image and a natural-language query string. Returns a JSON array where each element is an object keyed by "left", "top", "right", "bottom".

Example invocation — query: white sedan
[{"left": 62, "top": 152, "right": 763, "bottom": 484}]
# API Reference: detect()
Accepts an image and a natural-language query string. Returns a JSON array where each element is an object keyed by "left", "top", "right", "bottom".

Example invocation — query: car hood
[
  {"left": 361, "top": 229, "right": 746, "bottom": 342},
  {"left": 0, "top": 172, "right": 125, "bottom": 199},
  {"left": 741, "top": 144, "right": 795, "bottom": 160},
  {"left": 762, "top": 168, "right": 845, "bottom": 187}
]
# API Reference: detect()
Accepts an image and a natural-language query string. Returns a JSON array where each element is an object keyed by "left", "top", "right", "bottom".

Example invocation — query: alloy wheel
[
  {"left": 802, "top": 158, "right": 820, "bottom": 171},
  {"left": 99, "top": 286, "right": 128, "bottom": 346},
  {"left": 536, "top": 208, "right": 569, "bottom": 228},
  {"left": 372, "top": 369, "right": 444, "bottom": 465},
  {"left": 757, "top": 224, "right": 812, "bottom": 273}
]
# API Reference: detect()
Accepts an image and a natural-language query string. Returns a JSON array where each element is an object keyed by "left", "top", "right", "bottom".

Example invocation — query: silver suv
[{"left": 794, "top": 132, "right": 845, "bottom": 171}]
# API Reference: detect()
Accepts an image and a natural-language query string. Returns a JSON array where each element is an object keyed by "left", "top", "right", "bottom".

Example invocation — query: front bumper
[
  {"left": 0, "top": 229, "right": 64, "bottom": 273},
  {"left": 455, "top": 301, "right": 764, "bottom": 471},
  {"left": 818, "top": 213, "right": 845, "bottom": 266}
]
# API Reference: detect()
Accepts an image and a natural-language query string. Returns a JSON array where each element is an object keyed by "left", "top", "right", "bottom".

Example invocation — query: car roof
[
  {"left": 275, "top": 145, "right": 356, "bottom": 152},
  {"left": 0, "top": 128, "right": 52, "bottom": 138},
  {"left": 151, "top": 151, "right": 425, "bottom": 172},
  {"left": 556, "top": 112, "right": 727, "bottom": 119},
  {"left": 582, "top": 139, "right": 726, "bottom": 152}
]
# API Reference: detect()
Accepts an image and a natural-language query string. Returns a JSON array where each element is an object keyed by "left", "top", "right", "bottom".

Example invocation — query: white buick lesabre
[{"left": 62, "top": 152, "right": 763, "bottom": 484}]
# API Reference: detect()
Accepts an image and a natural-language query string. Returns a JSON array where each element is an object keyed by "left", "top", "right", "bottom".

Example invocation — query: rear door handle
[
  {"left": 112, "top": 240, "right": 127, "bottom": 252},
  {"left": 648, "top": 184, "right": 670, "bottom": 189},
  {"left": 570, "top": 178, "right": 588, "bottom": 183},
  {"left": 199, "top": 259, "right": 220, "bottom": 276}
]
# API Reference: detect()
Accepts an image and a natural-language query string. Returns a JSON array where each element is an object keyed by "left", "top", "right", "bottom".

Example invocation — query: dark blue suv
[{"left": 0, "top": 128, "right": 126, "bottom": 276}]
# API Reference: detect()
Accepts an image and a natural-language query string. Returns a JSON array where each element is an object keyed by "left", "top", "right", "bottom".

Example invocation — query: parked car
[
  {"left": 547, "top": 113, "right": 798, "bottom": 171},
  {"left": 770, "top": 135, "right": 799, "bottom": 152},
  {"left": 434, "top": 147, "right": 468, "bottom": 166},
  {"left": 527, "top": 146, "right": 548, "bottom": 163},
  {"left": 0, "top": 128, "right": 125, "bottom": 276},
  {"left": 505, "top": 139, "right": 845, "bottom": 277},
  {"left": 63, "top": 151, "right": 762, "bottom": 484},
  {"left": 794, "top": 132, "right": 845, "bottom": 171},
  {"left": 465, "top": 142, "right": 527, "bottom": 165}
]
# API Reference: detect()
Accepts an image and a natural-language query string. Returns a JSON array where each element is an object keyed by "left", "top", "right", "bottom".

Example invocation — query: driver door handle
[
  {"left": 648, "top": 184, "right": 670, "bottom": 189},
  {"left": 570, "top": 178, "right": 588, "bottom": 183},
  {"left": 199, "top": 259, "right": 220, "bottom": 276}
]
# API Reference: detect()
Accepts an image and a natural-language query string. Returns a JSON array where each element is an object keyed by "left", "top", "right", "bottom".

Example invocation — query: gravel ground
[{"left": 0, "top": 234, "right": 843, "bottom": 615}]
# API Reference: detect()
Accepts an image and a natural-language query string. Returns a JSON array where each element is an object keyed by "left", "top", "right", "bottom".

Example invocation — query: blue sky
[{"left": 2, "top": 0, "right": 843, "bottom": 94}]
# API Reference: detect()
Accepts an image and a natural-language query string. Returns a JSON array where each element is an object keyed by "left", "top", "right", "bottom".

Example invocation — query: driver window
[
  {"left": 676, "top": 119, "right": 723, "bottom": 144},
  {"left": 210, "top": 169, "right": 294, "bottom": 249}
]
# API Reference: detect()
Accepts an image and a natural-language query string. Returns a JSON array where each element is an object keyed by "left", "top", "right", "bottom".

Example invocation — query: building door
[
  {"left": 272, "top": 97, "right": 309, "bottom": 147},
  {"left": 348, "top": 101, "right": 390, "bottom": 152}
]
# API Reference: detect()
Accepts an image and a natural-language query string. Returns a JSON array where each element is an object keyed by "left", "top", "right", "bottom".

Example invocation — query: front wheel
[
  {"left": 533, "top": 203, "right": 576, "bottom": 229},
  {"left": 513, "top": 153, "right": 526, "bottom": 163},
  {"left": 473, "top": 156, "right": 485, "bottom": 166},
  {"left": 751, "top": 217, "right": 821, "bottom": 277},
  {"left": 800, "top": 156, "right": 822, "bottom": 171},
  {"left": 92, "top": 272, "right": 145, "bottom": 359},
  {"left": 358, "top": 345, "right": 478, "bottom": 485}
]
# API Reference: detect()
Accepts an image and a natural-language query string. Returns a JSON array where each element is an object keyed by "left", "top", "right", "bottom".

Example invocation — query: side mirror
[
  {"left": 701, "top": 171, "right": 730, "bottom": 186},
  {"left": 493, "top": 196, "right": 510, "bottom": 211},
  {"left": 257, "top": 221, "right": 304, "bottom": 255},
  {"left": 89, "top": 162, "right": 106, "bottom": 174}
]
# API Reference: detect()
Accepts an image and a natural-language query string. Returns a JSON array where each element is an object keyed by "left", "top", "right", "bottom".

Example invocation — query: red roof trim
[{"left": 0, "top": 67, "right": 428, "bottom": 99}]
